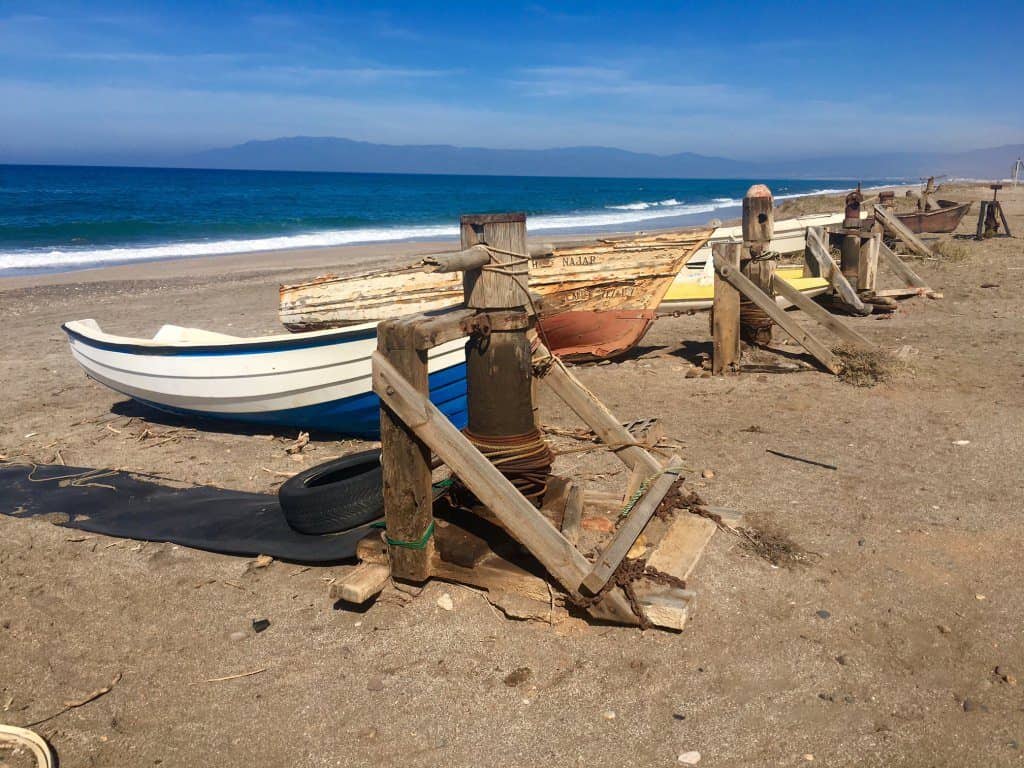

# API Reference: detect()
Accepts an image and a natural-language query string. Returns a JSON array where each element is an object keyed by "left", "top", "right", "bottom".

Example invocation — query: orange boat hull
[{"left": 540, "top": 309, "right": 656, "bottom": 362}]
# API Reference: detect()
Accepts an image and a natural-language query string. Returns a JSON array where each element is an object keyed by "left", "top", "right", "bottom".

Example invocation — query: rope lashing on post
[
  {"left": 739, "top": 248, "right": 781, "bottom": 338},
  {"left": 461, "top": 428, "right": 554, "bottom": 504},
  {"left": 478, "top": 244, "right": 557, "bottom": 359}
]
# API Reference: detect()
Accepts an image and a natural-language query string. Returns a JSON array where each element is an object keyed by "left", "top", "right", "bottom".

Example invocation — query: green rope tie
[
  {"left": 385, "top": 520, "right": 435, "bottom": 550},
  {"left": 619, "top": 466, "right": 684, "bottom": 518},
  {"left": 370, "top": 478, "right": 450, "bottom": 545}
]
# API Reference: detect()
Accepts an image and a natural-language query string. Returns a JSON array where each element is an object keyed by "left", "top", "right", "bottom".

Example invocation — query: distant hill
[{"left": 186, "top": 136, "right": 1024, "bottom": 180}]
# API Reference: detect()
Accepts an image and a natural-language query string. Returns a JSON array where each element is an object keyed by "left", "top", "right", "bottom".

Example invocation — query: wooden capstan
[{"left": 334, "top": 212, "right": 727, "bottom": 630}]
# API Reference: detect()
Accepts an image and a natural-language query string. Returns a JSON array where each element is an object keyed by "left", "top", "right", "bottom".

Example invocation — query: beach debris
[
  {"left": 816, "top": 610, "right": 831, "bottom": 619},
  {"left": 0, "top": 724, "right": 56, "bottom": 768},
  {"left": 228, "top": 631, "right": 247, "bottom": 642},
  {"left": 252, "top": 554, "right": 273, "bottom": 569},
  {"left": 436, "top": 592, "right": 454, "bottom": 611},
  {"left": 766, "top": 449, "right": 837, "bottom": 471},
  {"left": 204, "top": 668, "right": 267, "bottom": 683},
  {"left": 701, "top": 469, "right": 715, "bottom": 479},
  {"left": 581, "top": 516, "right": 615, "bottom": 533},
  {"left": 26, "top": 671, "right": 122, "bottom": 727},
  {"left": 677, "top": 750, "right": 701, "bottom": 765},
  {"left": 251, "top": 618, "right": 270, "bottom": 633},
  {"left": 602, "top": 710, "right": 616, "bottom": 721},
  {"left": 953, "top": 440, "right": 970, "bottom": 446},
  {"left": 937, "top": 623, "right": 952, "bottom": 634},
  {"left": 834, "top": 344, "right": 899, "bottom": 387}
]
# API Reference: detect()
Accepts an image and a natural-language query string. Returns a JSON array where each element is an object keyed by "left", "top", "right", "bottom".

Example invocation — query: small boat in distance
[
  {"left": 62, "top": 319, "right": 467, "bottom": 438},
  {"left": 279, "top": 227, "right": 713, "bottom": 361},
  {"left": 896, "top": 200, "right": 972, "bottom": 234}
]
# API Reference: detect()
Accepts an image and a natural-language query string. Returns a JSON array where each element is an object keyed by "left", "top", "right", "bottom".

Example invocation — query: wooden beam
[
  {"left": 873, "top": 204, "right": 934, "bottom": 258},
  {"left": 410, "top": 308, "right": 529, "bottom": 350},
  {"left": 876, "top": 239, "right": 937, "bottom": 296},
  {"left": 377, "top": 318, "right": 435, "bottom": 581},
  {"left": 561, "top": 482, "right": 583, "bottom": 546},
  {"left": 329, "top": 563, "right": 391, "bottom": 603},
  {"left": 771, "top": 275, "right": 874, "bottom": 347},
  {"left": 712, "top": 241, "right": 741, "bottom": 374},
  {"left": 371, "top": 351, "right": 638, "bottom": 623},
  {"left": 858, "top": 233, "right": 879, "bottom": 292},
  {"left": 713, "top": 255, "right": 842, "bottom": 374},
  {"left": 581, "top": 458, "right": 681, "bottom": 595},
  {"left": 536, "top": 349, "right": 662, "bottom": 475},
  {"left": 805, "top": 227, "right": 870, "bottom": 315}
]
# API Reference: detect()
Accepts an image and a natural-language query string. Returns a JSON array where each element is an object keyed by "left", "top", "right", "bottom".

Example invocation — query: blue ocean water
[{"left": 0, "top": 165, "right": 882, "bottom": 275}]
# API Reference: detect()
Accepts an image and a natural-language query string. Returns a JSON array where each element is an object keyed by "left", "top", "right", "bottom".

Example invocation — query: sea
[{"left": 0, "top": 165, "right": 891, "bottom": 276}]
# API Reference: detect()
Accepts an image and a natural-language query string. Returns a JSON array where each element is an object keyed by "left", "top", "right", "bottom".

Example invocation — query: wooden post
[
  {"left": 711, "top": 242, "right": 741, "bottom": 374},
  {"left": 377, "top": 318, "right": 434, "bottom": 581},
  {"left": 858, "top": 232, "right": 880, "bottom": 292},
  {"left": 840, "top": 233, "right": 861, "bottom": 283},
  {"left": 740, "top": 184, "right": 775, "bottom": 345},
  {"left": 459, "top": 213, "right": 535, "bottom": 439}
]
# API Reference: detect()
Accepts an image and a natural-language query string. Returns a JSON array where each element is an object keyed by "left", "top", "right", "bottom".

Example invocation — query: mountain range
[{"left": 185, "top": 137, "right": 1024, "bottom": 180}]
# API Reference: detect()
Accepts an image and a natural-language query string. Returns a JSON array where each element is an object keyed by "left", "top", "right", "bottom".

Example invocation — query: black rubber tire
[{"left": 278, "top": 450, "right": 383, "bottom": 535}]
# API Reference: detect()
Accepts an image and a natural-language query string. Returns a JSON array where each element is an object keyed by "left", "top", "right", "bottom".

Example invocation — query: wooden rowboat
[
  {"left": 62, "top": 319, "right": 467, "bottom": 438},
  {"left": 895, "top": 200, "right": 971, "bottom": 234},
  {"left": 279, "top": 227, "right": 712, "bottom": 361}
]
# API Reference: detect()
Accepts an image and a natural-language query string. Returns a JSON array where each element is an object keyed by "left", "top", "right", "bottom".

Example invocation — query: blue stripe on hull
[{"left": 133, "top": 363, "right": 467, "bottom": 439}]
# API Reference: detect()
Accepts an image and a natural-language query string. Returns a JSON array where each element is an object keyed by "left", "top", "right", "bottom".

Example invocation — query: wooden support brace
[
  {"left": 876, "top": 240, "right": 940, "bottom": 297},
  {"left": 873, "top": 204, "right": 934, "bottom": 258},
  {"left": 771, "top": 275, "right": 874, "bottom": 347},
  {"left": 805, "top": 228, "right": 870, "bottom": 315},
  {"left": 410, "top": 307, "right": 530, "bottom": 350},
  {"left": 996, "top": 202, "right": 1012, "bottom": 237},
  {"left": 581, "top": 458, "right": 682, "bottom": 595},
  {"left": 377, "top": 317, "right": 434, "bottom": 582},
  {"left": 371, "top": 351, "right": 638, "bottom": 623},
  {"left": 713, "top": 254, "right": 842, "bottom": 374},
  {"left": 711, "top": 241, "right": 741, "bottom": 374},
  {"left": 535, "top": 349, "right": 662, "bottom": 475}
]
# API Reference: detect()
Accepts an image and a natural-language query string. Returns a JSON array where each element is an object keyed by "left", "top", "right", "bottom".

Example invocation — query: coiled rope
[{"left": 462, "top": 428, "right": 554, "bottom": 503}]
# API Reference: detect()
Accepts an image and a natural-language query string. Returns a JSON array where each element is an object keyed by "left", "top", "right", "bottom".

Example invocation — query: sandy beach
[{"left": 2, "top": 182, "right": 1023, "bottom": 766}]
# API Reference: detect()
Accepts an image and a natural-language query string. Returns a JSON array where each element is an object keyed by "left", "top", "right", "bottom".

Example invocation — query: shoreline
[{"left": 0, "top": 182, "right": 919, "bottom": 291}]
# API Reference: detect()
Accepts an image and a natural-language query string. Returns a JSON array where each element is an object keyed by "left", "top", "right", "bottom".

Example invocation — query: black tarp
[{"left": 0, "top": 463, "right": 375, "bottom": 562}]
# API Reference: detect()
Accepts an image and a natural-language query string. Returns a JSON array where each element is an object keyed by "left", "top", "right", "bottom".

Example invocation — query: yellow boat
[{"left": 659, "top": 263, "right": 829, "bottom": 314}]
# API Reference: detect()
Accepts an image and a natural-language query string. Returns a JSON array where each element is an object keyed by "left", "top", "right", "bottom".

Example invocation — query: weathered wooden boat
[
  {"left": 658, "top": 211, "right": 842, "bottom": 314},
  {"left": 279, "top": 227, "right": 712, "bottom": 361},
  {"left": 62, "top": 319, "right": 467, "bottom": 438},
  {"left": 659, "top": 263, "right": 829, "bottom": 314},
  {"left": 895, "top": 200, "right": 971, "bottom": 234}
]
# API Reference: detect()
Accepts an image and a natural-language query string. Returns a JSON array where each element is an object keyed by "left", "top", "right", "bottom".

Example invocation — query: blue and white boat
[{"left": 62, "top": 319, "right": 467, "bottom": 438}]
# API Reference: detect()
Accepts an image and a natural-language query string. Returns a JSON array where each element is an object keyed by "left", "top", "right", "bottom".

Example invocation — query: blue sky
[{"left": 1, "top": 0, "right": 1021, "bottom": 162}]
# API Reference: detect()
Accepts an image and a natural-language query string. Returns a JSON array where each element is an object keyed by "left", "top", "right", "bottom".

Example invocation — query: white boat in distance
[{"left": 62, "top": 319, "right": 467, "bottom": 438}]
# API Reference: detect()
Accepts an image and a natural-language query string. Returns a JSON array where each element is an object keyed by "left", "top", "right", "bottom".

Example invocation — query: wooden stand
[
  {"left": 337, "top": 213, "right": 728, "bottom": 631},
  {"left": 739, "top": 185, "right": 776, "bottom": 345},
  {"left": 711, "top": 186, "right": 871, "bottom": 376},
  {"left": 976, "top": 185, "right": 1012, "bottom": 239}
]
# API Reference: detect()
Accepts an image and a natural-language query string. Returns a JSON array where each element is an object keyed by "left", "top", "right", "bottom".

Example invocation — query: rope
[
  {"left": 479, "top": 244, "right": 557, "bottom": 360},
  {"left": 619, "top": 466, "right": 684, "bottom": 518},
  {"left": 739, "top": 248, "right": 780, "bottom": 337},
  {"left": 462, "top": 428, "right": 554, "bottom": 503},
  {"left": 0, "top": 725, "right": 55, "bottom": 768},
  {"left": 384, "top": 520, "right": 435, "bottom": 550}
]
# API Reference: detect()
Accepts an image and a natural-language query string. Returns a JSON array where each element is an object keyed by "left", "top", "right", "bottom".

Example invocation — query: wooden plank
[
  {"left": 581, "top": 457, "right": 681, "bottom": 595},
  {"left": 371, "top": 351, "right": 638, "bottom": 623},
  {"left": 876, "top": 240, "right": 937, "bottom": 296},
  {"left": 873, "top": 204, "right": 934, "bottom": 258},
  {"left": 377, "top": 318, "right": 435, "bottom": 582},
  {"left": 561, "top": 482, "right": 583, "bottom": 546},
  {"left": 329, "top": 563, "right": 390, "bottom": 604},
  {"left": 858, "top": 233, "right": 879, "bottom": 292},
  {"left": 996, "top": 202, "right": 1013, "bottom": 237},
  {"left": 976, "top": 201, "right": 988, "bottom": 240},
  {"left": 805, "top": 228, "right": 870, "bottom": 315},
  {"left": 645, "top": 513, "right": 717, "bottom": 581},
  {"left": 536, "top": 349, "right": 662, "bottom": 475},
  {"left": 712, "top": 241, "right": 741, "bottom": 374},
  {"left": 771, "top": 274, "right": 873, "bottom": 347},
  {"left": 714, "top": 256, "right": 842, "bottom": 374}
]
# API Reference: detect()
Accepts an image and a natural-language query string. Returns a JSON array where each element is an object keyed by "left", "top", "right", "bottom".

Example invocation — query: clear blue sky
[{"left": 1, "top": 0, "right": 1021, "bottom": 162}]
